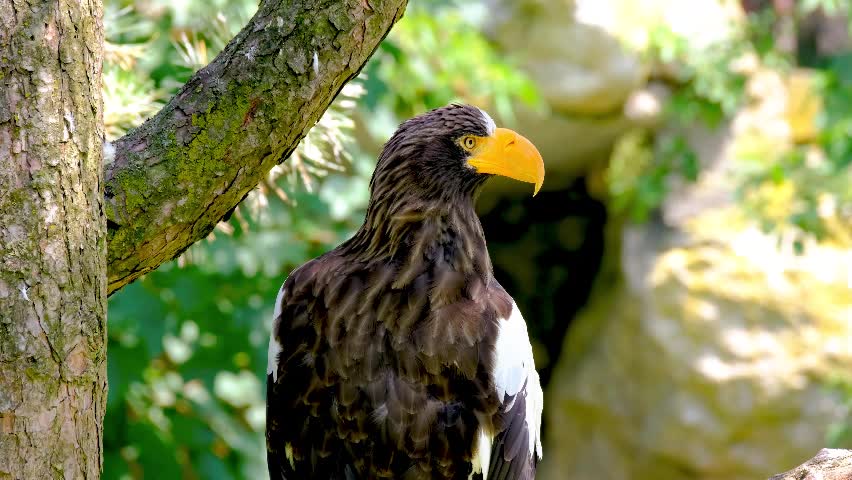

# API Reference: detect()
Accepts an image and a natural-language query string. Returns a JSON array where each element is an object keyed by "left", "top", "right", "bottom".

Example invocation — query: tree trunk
[{"left": 0, "top": 0, "right": 107, "bottom": 478}]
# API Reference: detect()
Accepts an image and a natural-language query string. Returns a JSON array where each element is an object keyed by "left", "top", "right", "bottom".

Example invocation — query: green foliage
[
  {"left": 649, "top": 25, "right": 748, "bottom": 125},
  {"left": 104, "top": 1, "right": 540, "bottom": 478},
  {"left": 102, "top": 0, "right": 254, "bottom": 139},
  {"left": 608, "top": 130, "right": 699, "bottom": 222},
  {"left": 360, "top": 1, "right": 542, "bottom": 139},
  {"left": 606, "top": 23, "right": 748, "bottom": 222},
  {"left": 734, "top": 26, "right": 852, "bottom": 247},
  {"left": 607, "top": 10, "right": 851, "bottom": 246}
]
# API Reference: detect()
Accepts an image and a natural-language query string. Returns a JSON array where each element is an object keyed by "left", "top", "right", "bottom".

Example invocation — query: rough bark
[
  {"left": 105, "top": 0, "right": 408, "bottom": 295},
  {"left": 0, "top": 0, "right": 107, "bottom": 478},
  {"left": 769, "top": 449, "right": 852, "bottom": 480}
]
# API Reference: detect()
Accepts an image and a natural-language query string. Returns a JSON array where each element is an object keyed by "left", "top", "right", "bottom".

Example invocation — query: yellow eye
[{"left": 461, "top": 136, "right": 477, "bottom": 150}]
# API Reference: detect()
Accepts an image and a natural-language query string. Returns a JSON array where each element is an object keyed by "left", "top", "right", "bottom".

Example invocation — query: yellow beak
[{"left": 467, "top": 127, "right": 545, "bottom": 196}]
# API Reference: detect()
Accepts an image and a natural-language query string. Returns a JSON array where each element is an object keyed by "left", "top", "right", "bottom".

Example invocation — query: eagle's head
[
  {"left": 370, "top": 104, "right": 545, "bottom": 204},
  {"left": 347, "top": 104, "right": 545, "bottom": 263}
]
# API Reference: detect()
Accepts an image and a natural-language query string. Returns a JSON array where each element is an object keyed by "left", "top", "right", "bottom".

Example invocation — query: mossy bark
[
  {"left": 105, "top": 0, "right": 408, "bottom": 295},
  {"left": 0, "top": 0, "right": 107, "bottom": 478}
]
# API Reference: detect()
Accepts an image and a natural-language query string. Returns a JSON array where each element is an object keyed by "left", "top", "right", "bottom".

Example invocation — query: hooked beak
[{"left": 467, "top": 127, "right": 545, "bottom": 196}]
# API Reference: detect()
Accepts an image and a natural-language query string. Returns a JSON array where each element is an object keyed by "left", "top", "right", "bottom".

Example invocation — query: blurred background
[{"left": 103, "top": 0, "right": 852, "bottom": 478}]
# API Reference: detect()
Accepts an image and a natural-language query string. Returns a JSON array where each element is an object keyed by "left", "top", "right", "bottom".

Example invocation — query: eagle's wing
[
  {"left": 265, "top": 259, "right": 348, "bottom": 480},
  {"left": 478, "top": 299, "right": 543, "bottom": 480},
  {"left": 266, "top": 282, "right": 294, "bottom": 480},
  {"left": 265, "top": 257, "right": 373, "bottom": 480}
]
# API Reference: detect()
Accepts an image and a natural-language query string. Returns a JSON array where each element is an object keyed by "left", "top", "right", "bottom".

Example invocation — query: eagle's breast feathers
[{"left": 266, "top": 257, "right": 542, "bottom": 479}]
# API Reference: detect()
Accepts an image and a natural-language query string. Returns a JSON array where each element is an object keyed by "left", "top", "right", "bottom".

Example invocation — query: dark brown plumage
[{"left": 266, "top": 104, "right": 543, "bottom": 480}]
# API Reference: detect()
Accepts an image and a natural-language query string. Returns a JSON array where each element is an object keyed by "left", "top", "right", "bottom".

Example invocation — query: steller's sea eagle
[{"left": 267, "top": 104, "right": 545, "bottom": 479}]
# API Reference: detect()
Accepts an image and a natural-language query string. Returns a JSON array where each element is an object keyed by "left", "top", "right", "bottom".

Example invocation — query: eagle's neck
[{"left": 342, "top": 192, "right": 492, "bottom": 283}]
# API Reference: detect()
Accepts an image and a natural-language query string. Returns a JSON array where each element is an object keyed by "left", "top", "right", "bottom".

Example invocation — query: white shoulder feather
[
  {"left": 266, "top": 285, "right": 286, "bottom": 381},
  {"left": 475, "top": 300, "right": 543, "bottom": 479},
  {"left": 494, "top": 300, "right": 543, "bottom": 458}
]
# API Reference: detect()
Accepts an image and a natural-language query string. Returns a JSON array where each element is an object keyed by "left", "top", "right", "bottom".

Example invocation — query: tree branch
[
  {"left": 769, "top": 449, "right": 852, "bottom": 480},
  {"left": 105, "top": 0, "right": 407, "bottom": 295}
]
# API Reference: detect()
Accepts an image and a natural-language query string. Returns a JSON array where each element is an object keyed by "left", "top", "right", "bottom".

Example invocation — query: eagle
[{"left": 266, "top": 104, "right": 545, "bottom": 480}]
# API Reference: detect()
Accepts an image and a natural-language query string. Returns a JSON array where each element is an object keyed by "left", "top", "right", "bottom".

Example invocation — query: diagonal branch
[{"left": 105, "top": 0, "right": 407, "bottom": 295}]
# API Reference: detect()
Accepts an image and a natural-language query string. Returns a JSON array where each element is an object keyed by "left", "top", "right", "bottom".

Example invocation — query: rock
[
  {"left": 539, "top": 71, "right": 851, "bottom": 475},
  {"left": 484, "top": 0, "right": 644, "bottom": 116},
  {"left": 540, "top": 188, "right": 852, "bottom": 480}
]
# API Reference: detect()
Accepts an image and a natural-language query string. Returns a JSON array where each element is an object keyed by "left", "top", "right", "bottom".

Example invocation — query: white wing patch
[
  {"left": 470, "top": 428, "right": 493, "bottom": 480},
  {"left": 478, "top": 108, "right": 497, "bottom": 136},
  {"left": 493, "top": 300, "right": 543, "bottom": 458},
  {"left": 266, "top": 285, "right": 286, "bottom": 381}
]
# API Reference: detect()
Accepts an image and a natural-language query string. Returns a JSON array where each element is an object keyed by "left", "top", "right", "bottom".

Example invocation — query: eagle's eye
[{"left": 460, "top": 135, "right": 478, "bottom": 151}]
